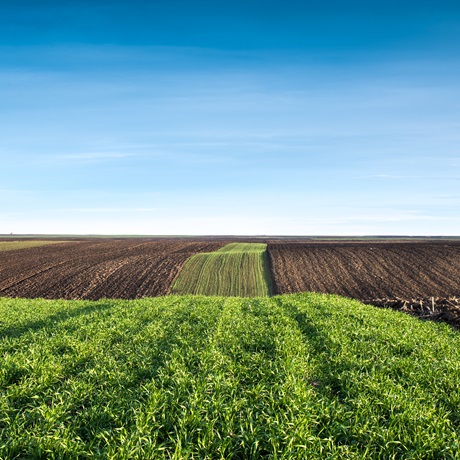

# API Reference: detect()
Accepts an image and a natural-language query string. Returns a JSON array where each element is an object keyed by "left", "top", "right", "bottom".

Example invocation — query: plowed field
[
  {"left": 0, "top": 239, "right": 226, "bottom": 300},
  {"left": 268, "top": 241, "right": 460, "bottom": 299}
]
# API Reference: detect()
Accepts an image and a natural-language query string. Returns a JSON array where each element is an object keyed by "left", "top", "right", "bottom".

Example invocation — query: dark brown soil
[
  {"left": 2, "top": 238, "right": 459, "bottom": 328},
  {"left": 268, "top": 240, "right": 460, "bottom": 328},
  {"left": 0, "top": 239, "right": 226, "bottom": 300}
]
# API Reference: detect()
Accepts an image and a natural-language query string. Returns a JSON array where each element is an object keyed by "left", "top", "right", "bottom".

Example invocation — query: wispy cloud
[
  {"left": 53, "top": 207, "right": 158, "bottom": 213},
  {"left": 53, "top": 152, "right": 136, "bottom": 161},
  {"left": 289, "top": 210, "right": 454, "bottom": 226},
  {"left": 2, "top": 6, "right": 459, "bottom": 236},
  {"left": 369, "top": 174, "right": 460, "bottom": 180}
]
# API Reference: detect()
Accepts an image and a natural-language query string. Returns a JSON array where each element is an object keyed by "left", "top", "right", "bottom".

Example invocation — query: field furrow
[
  {"left": 0, "top": 239, "right": 228, "bottom": 299},
  {"left": 268, "top": 241, "right": 460, "bottom": 299}
]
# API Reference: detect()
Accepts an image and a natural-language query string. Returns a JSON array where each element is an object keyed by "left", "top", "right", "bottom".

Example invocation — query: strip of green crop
[
  {"left": 170, "top": 242, "right": 272, "bottom": 297},
  {"left": 214, "top": 242, "right": 268, "bottom": 253},
  {"left": 0, "top": 241, "right": 68, "bottom": 252},
  {"left": 0, "top": 293, "right": 459, "bottom": 458}
]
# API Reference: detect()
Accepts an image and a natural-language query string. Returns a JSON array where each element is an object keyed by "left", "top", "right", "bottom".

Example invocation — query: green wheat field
[
  {"left": 1, "top": 293, "right": 459, "bottom": 459},
  {"left": 171, "top": 243, "right": 272, "bottom": 297}
]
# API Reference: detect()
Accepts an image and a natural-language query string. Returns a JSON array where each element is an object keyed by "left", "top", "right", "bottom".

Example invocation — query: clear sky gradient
[{"left": 1, "top": 0, "right": 459, "bottom": 235}]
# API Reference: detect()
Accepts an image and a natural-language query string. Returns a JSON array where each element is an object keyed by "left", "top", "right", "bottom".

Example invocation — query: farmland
[
  {"left": 0, "top": 239, "right": 226, "bottom": 300},
  {"left": 171, "top": 243, "right": 272, "bottom": 297},
  {"left": 1, "top": 238, "right": 459, "bottom": 304},
  {"left": 268, "top": 240, "right": 460, "bottom": 299},
  {"left": 0, "top": 241, "right": 68, "bottom": 252},
  {"left": 1, "top": 293, "right": 459, "bottom": 459},
  {"left": 1, "top": 237, "right": 459, "bottom": 326},
  {"left": 267, "top": 240, "right": 460, "bottom": 328},
  {"left": 1, "top": 237, "right": 460, "bottom": 456}
]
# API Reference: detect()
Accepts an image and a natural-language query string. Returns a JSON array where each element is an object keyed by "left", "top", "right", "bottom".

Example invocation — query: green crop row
[
  {"left": 170, "top": 243, "right": 272, "bottom": 297},
  {"left": 214, "top": 242, "right": 267, "bottom": 253},
  {"left": 1, "top": 293, "right": 459, "bottom": 459}
]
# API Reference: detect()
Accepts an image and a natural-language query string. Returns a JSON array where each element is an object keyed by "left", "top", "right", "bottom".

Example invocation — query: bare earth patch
[
  {"left": 268, "top": 240, "right": 460, "bottom": 328},
  {"left": 0, "top": 239, "right": 227, "bottom": 300}
]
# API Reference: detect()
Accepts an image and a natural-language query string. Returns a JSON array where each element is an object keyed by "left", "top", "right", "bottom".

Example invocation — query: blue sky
[{"left": 1, "top": 0, "right": 459, "bottom": 235}]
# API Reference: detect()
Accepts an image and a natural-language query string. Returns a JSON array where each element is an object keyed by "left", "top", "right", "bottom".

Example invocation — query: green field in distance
[
  {"left": 0, "top": 241, "right": 67, "bottom": 252},
  {"left": 170, "top": 242, "right": 272, "bottom": 297},
  {"left": 1, "top": 293, "right": 459, "bottom": 458}
]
